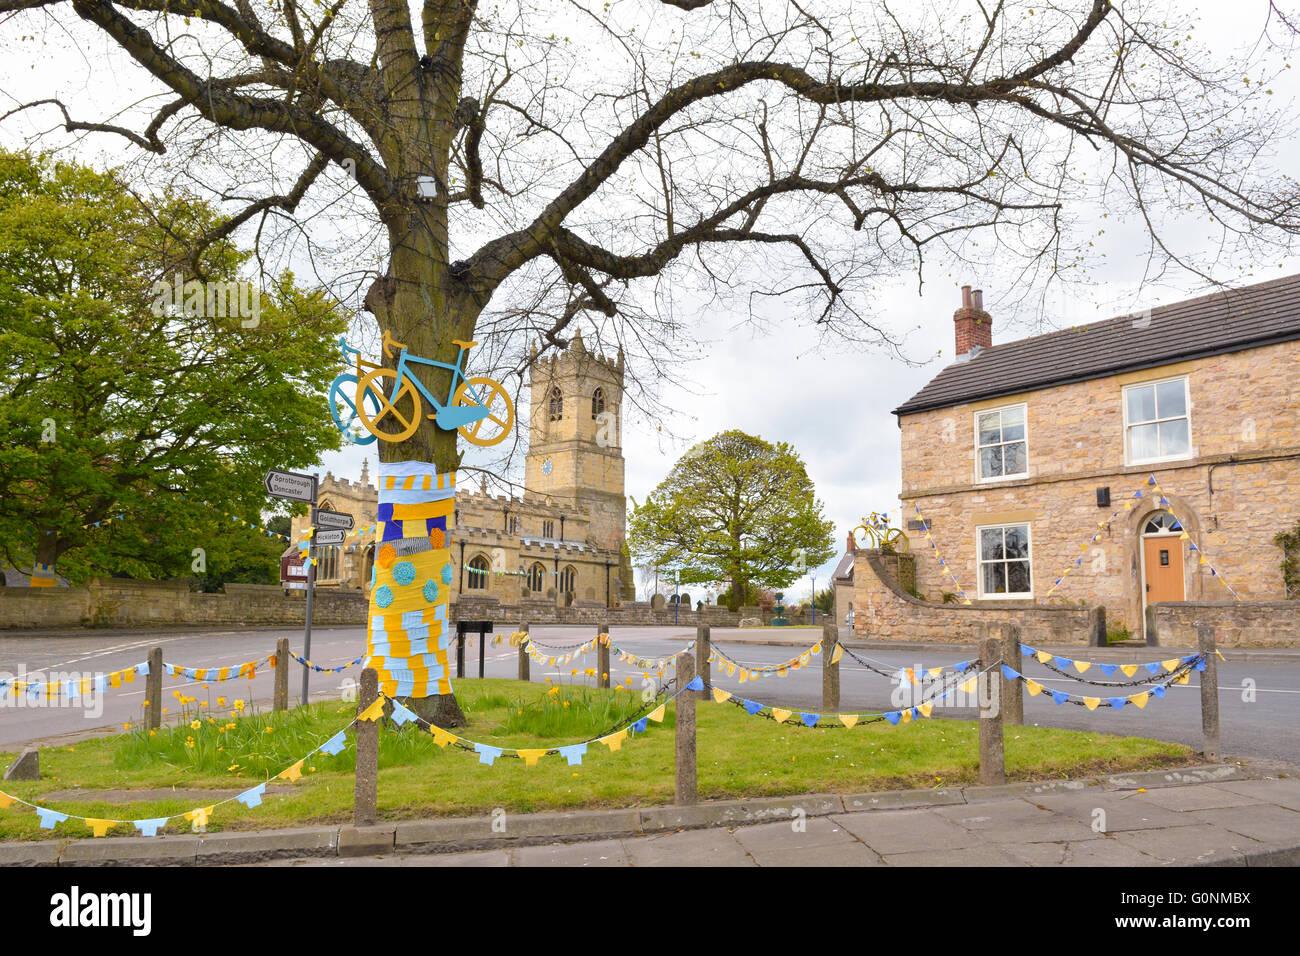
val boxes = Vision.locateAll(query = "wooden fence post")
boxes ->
[273,638,289,712]
[999,623,1023,727]
[354,667,378,826]
[675,651,697,806]
[517,622,530,682]
[822,621,840,714]
[146,647,162,731]
[978,636,1005,786]
[695,625,710,700]
[597,622,610,688]
[1197,623,1221,761]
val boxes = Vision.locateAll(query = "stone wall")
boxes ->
[1149,600,1300,648]
[0,578,368,629]
[853,550,1104,646]
[451,596,741,628]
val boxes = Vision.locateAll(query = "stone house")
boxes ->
[288,332,637,608]
[872,275,1300,641]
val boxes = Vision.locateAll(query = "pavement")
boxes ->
[3,761,1297,867]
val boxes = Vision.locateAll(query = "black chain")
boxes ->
[1028,654,1197,687]
[839,644,975,680]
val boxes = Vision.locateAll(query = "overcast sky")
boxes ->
[3,2,1299,603]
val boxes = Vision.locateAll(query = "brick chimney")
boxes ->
[847,530,856,553]
[953,285,992,356]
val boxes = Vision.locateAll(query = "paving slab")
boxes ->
[843,789,965,811]
[933,797,1101,844]
[397,850,510,867]
[881,843,1022,866]
[1103,765,1245,790]
[1112,823,1262,865]
[60,835,200,866]
[831,808,983,854]
[1058,839,1164,867]
[1128,784,1262,812]
[730,815,861,855]
[339,824,395,858]
[962,779,1100,802]
[198,826,339,864]
[1214,778,1300,812]
[1026,793,1193,832]
[394,807,640,851]
[748,842,885,866]
[621,828,755,867]
[512,838,630,867]
[1187,805,1300,843]
[996,841,1067,866]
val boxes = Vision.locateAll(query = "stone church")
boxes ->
[288,332,638,609]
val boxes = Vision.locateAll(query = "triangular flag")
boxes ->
[1108,697,1126,710]
[429,726,456,748]
[1129,692,1150,709]
[134,818,168,837]
[279,759,304,783]
[712,687,732,703]
[742,699,762,716]
[648,704,666,722]
[1098,663,1117,677]
[518,749,547,767]
[840,714,859,729]
[85,818,116,837]
[918,702,933,718]
[1083,697,1101,710]
[830,645,844,665]
[1036,651,1053,664]
[1025,680,1044,697]
[1073,660,1091,674]
[1162,659,1180,672]
[772,708,792,724]
[958,678,977,695]
[185,806,214,830]
[600,730,628,751]
[357,698,385,722]
[1120,664,1139,677]
[685,676,704,691]
[0,792,13,809]
[237,785,266,808]
[1050,690,1070,705]
[474,743,504,765]
[883,711,901,725]
[558,744,586,765]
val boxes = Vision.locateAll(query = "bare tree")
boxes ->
[3,0,1299,719]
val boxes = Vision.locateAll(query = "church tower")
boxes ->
[525,332,635,599]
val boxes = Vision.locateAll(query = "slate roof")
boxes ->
[831,549,854,584]
[894,274,1300,417]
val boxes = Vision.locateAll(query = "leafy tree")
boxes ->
[628,430,834,611]
[0,149,345,582]
[813,586,835,616]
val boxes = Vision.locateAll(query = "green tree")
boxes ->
[628,431,834,612]
[813,587,835,616]
[0,150,345,583]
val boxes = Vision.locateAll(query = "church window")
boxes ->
[591,387,605,419]
[548,387,563,421]
[559,565,576,594]
[467,554,490,590]
[542,520,554,538]
[528,563,546,592]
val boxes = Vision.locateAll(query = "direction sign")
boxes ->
[315,509,354,531]
[314,529,346,545]
[264,469,317,503]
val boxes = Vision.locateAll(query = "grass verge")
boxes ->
[0,677,1196,841]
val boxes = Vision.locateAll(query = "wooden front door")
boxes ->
[1143,536,1185,606]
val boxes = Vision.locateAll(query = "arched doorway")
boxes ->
[1140,511,1185,619]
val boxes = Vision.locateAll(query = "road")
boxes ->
[0,626,1296,764]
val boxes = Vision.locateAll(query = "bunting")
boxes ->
[1000,656,1203,709]
[290,652,364,674]
[164,655,273,684]
[707,640,823,681]
[908,501,972,604]
[1019,643,1213,686]
[2,662,149,700]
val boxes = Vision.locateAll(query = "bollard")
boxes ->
[354,667,378,826]
[978,637,1005,786]
[1197,623,1221,761]
[822,621,840,714]
[456,631,465,678]
[273,638,289,712]
[695,625,711,700]
[998,623,1023,727]
[597,622,610,689]
[146,647,162,731]
[675,651,697,806]
[517,622,530,682]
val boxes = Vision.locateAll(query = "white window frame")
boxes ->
[1122,375,1193,466]
[973,402,1030,483]
[975,522,1034,600]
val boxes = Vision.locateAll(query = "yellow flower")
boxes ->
[225,723,235,730]
[123,721,131,731]
[190,720,201,730]
[149,730,156,737]
[172,690,181,699]
[264,726,274,734]
[563,701,570,708]
[208,716,216,724]
[185,740,194,748]
[227,763,239,772]
[162,707,169,714]
[217,697,226,706]
[547,687,559,697]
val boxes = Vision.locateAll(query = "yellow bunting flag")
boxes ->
[518,749,547,767]
[905,668,917,685]
[1130,692,1150,709]
[927,667,943,678]
[1161,659,1180,672]
[185,806,214,830]
[123,668,135,684]
[777,667,788,677]
[1073,661,1091,674]
[918,702,933,718]
[601,729,628,752]
[1175,673,1191,685]
[772,709,792,724]
[901,709,913,723]
[811,643,822,655]
[1120,664,1139,678]
[712,687,732,703]
[1025,680,1044,697]
[1216,650,1226,662]
[429,726,456,748]
[357,698,385,722]
[109,671,122,689]
[738,671,748,683]
[279,760,304,783]
[85,819,115,838]
[1083,697,1101,711]
[0,792,13,809]
[1036,651,1053,665]
[726,664,736,676]
[840,714,859,729]
[647,704,666,723]
[959,678,977,696]
[830,645,844,665]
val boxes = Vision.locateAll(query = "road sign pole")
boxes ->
[302,485,318,708]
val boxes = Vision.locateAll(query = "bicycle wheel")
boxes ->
[885,528,910,554]
[327,373,378,446]
[356,367,422,443]
[453,376,515,446]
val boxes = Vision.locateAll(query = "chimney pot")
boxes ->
[961,285,973,309]
[972,289,983,311]
[953,284,993,357]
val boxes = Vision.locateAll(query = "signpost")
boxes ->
[265,469,323,707]
[315,509,354,531]
[314,529,346,546]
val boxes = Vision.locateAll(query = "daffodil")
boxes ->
[190,719,201,730]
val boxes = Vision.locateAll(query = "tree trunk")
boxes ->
[363,205,480,730]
